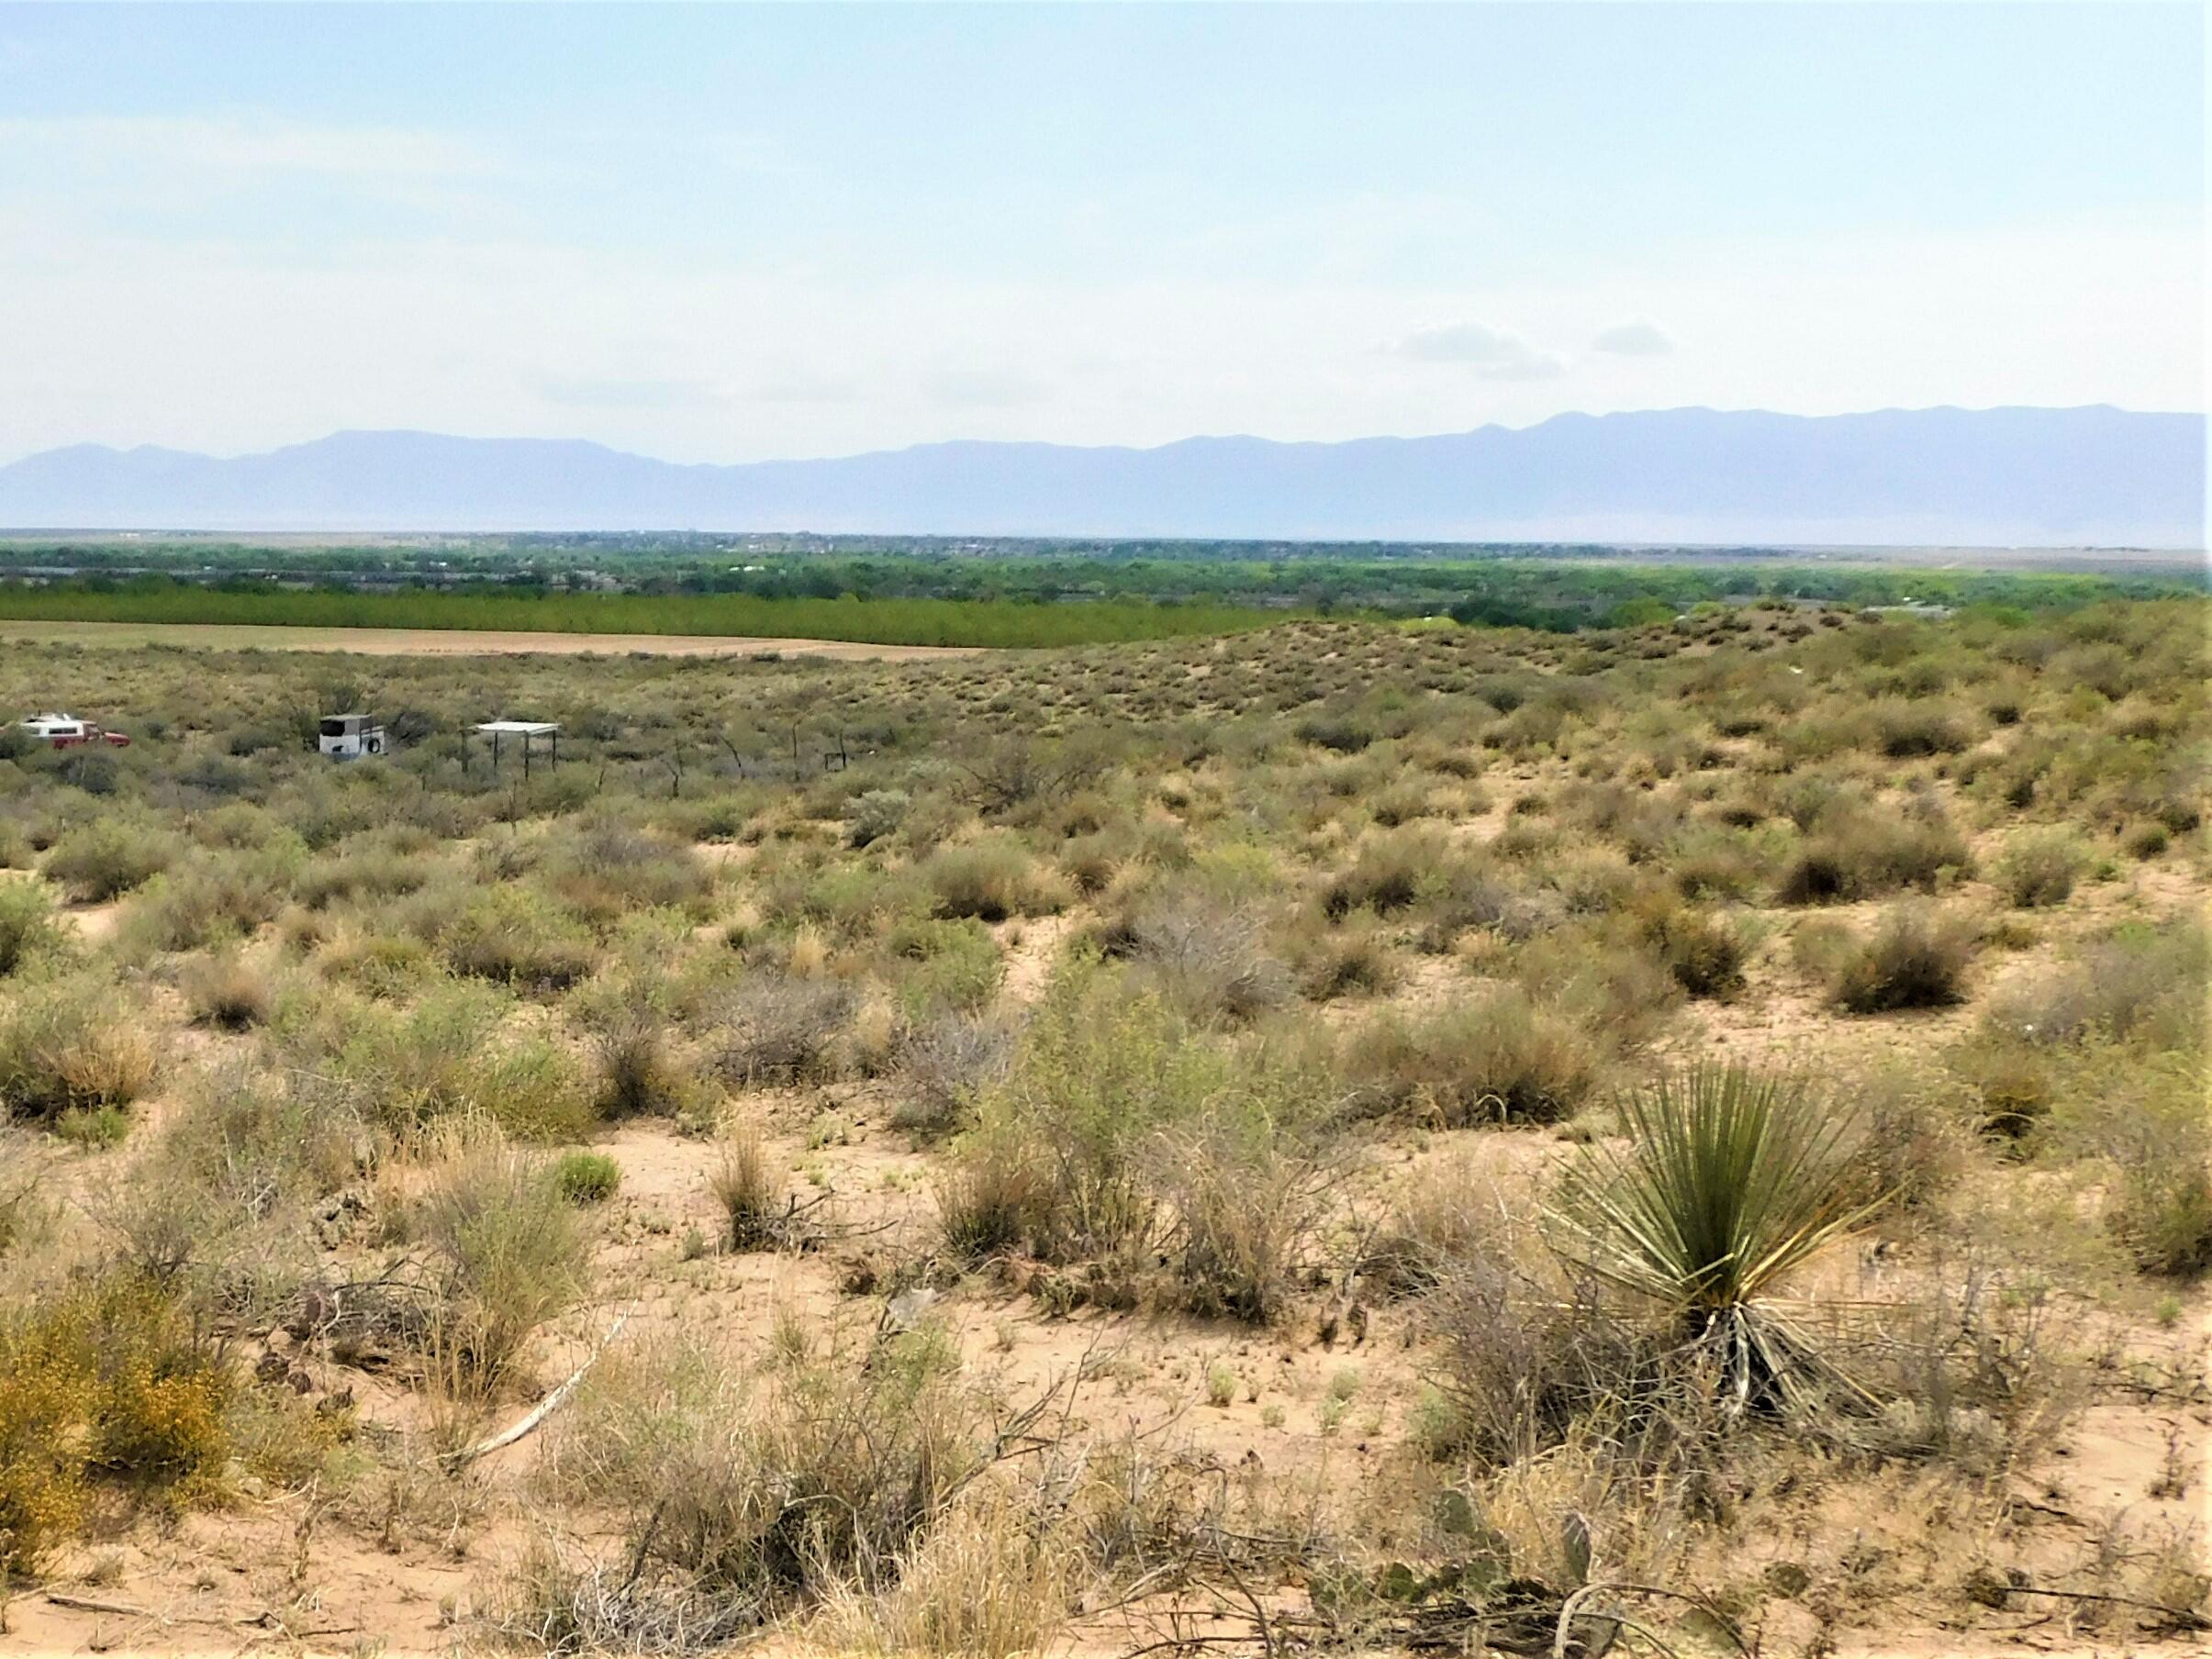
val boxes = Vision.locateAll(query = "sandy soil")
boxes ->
[0,619,985,662]
[5,704,2206,1656]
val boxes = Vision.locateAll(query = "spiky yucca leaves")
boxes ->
[1549,1063,1886,1414]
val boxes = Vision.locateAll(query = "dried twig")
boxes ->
[1993,1585,2210,1628]
[45,1593,152,1618]
[441,1311,631,1467]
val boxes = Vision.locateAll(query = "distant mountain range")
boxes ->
[0,406,2200,546]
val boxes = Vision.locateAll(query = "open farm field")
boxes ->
[0,585,1285,651]
[0,618,985,662]
[0,596,2205,1658]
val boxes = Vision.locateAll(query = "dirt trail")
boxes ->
[0,618,986,661]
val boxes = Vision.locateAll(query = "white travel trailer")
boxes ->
[318,713,387,759]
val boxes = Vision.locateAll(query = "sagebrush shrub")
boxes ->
[1339,987,1597,1125]
[117,842,300,955]
[1986,918,2206,1051]
[0,969,159,1121]
[1638,898,1750,1000]
[1864,698,1975,758]
[1994,829,2088,909]
[843,788,911,848]
[710,1124,788,1252]
[1321,830,1447,919]
[574,974,695,1119]
[409,1143,589,1397]
[547,815,714,921]
[920,838,1064,923]
[0,879,64,977]
[1777,806,1971,905]
[436,884,599,992]
[524,1334,995,1640]
[887,917,1004,1016]
[1118,896,1291,1025]
[708,970,855,1087]
[181,950,276,1030]
[892,1012,1012,1139]
[943,959,1333,1300]
[307,979,592,1140]
[1828,907,1977,1014]
[2104,1095,2212,1277]
[43,818,178,903]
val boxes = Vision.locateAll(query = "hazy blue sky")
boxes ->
[0,4,2201,462]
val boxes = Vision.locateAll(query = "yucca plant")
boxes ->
[1548,1063,1887,1415]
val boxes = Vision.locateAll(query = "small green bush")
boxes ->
[117,840,303,955]
[2108,1140,2212,1278]
[2120,820,2170,860]
[843,788,911,848]
[43,818,178,903]
[307,980,593,1141]
[0,1276,235,1575]
[553,1150,622,1206]
[573,974,696,1120]
[887,918,1005,1016]
[1294,714,1375,753]
[546,816,715,922]
[919,838,1064,923]
[1994,830,2088,908]
[943,958,1332,1296]
[0,880,65,977]
[1321,830,1448,919]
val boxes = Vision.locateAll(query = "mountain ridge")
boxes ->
[0,406,2201,546]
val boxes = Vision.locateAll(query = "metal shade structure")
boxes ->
[475,719,559,774]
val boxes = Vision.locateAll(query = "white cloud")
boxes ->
[0,113,497,180]
[1382,321,1567,380]
[0,194,2195,465]
[749,369,862,406]
[538,375,727,411]
[919,365,1048,409]
[1592,318,1673,356]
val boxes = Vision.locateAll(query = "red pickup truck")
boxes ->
[18,713,130,748]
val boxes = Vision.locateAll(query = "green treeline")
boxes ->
[0,551,2192,645]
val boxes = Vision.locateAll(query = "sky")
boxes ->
[0,3,2202,465]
